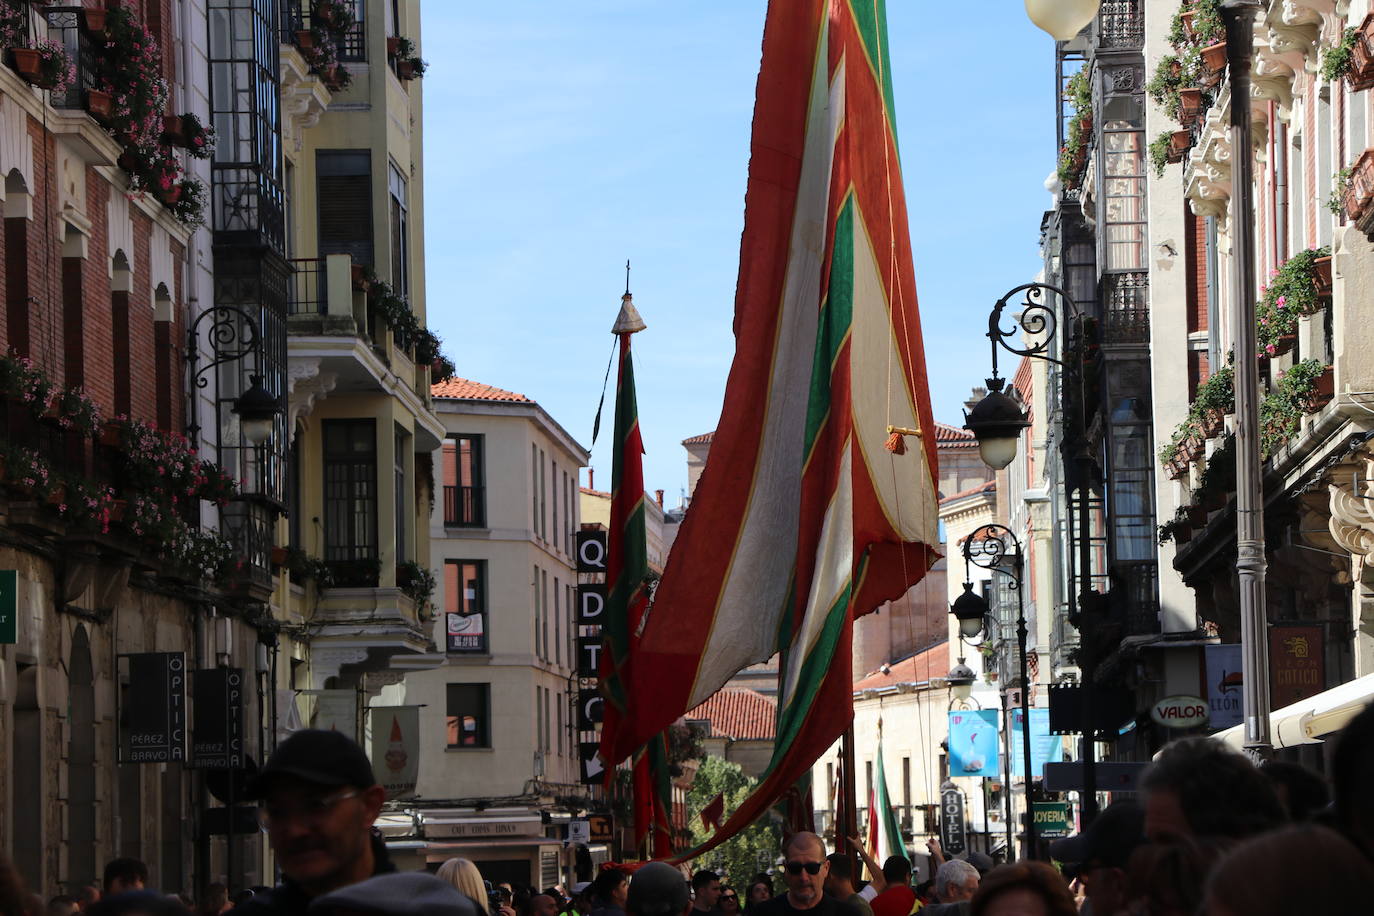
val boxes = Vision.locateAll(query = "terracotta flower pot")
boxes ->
[108,498,127,523]
[1174,525,1193,545]
[85,88,113,124]
[161,115,186,146]
[271,545,289,567]
[81,7,108,34]
[1179,10,1197,42]
[1169,129,1192,158]
[10,48,48,87]
[99,424,122,448]
[1200,408,1224,439]
[396,60,416,80]
[1304,366,1336,413]
[157,184,182,205]
[295,29,315,49]
[351,262,370,291]
[386,36,401,58]
[117,150,140,172]
[45,486,66,508]
[1271,333,1297,357]
[1313,255,1333,296]
[1178,87,1203,125]
[1201,42,1228,79]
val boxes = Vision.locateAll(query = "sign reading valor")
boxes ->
[1150,695,1208,729]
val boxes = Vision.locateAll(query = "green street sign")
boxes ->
[1033,801,1072,838]
[0,570,16,645]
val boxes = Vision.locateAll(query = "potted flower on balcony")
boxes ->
[85,88,114,124]
[1190,364,1233,439]
[167,177,207,227]
[1352,14,1374,91]
[100,7,172,158]
[1323,26,1359,85]
[1281,358,1335,414]
[12,40,75,92]
[396,55,426,81]
[179,111,215,158]
[312,0,356,35]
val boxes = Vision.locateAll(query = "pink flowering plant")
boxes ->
[1,446,54,497]
[28,39,76,94]
[178,111,215,159]
[54,388,103,435]
[312,0,357,35]
[52,480,119,533]
[1254,246,1329,358]
[0,1,26,49]
[0,350,56,419]
[98,6,170,157]
[168,176,207,226]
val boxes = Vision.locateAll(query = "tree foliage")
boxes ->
[685,757,783,885]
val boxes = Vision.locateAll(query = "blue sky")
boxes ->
[419,3,1057,500]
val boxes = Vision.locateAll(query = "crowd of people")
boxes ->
[4,703,1374,916]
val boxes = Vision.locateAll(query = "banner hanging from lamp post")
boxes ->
[948,710,1000,778]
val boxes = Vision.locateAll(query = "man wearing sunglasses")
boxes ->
[235,729,393,916]
[753,832,851,916]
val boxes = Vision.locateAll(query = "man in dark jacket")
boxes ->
[234,729,394,916]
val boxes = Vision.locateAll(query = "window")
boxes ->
[539,448,547,539]
[541,569,550,662]
[446,684,490,748]
[554,577,562,667]
[394,429,408,563]
[533,564,542,658]
[531,445,539,535]
[552,460,559,551]
[322,420,377,572]
[445,561,486,653]
[388,162,409,297]
[1101,122,1146,270]
[556,693,564,756]
[337,0,366,61]
[317,151,373,267]
[442,435,485,526]
[564,470,573,554]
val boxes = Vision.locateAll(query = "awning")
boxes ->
[1214,673,1374,749]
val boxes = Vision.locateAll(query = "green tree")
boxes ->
[685,757,783,886]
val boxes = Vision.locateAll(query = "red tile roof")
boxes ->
[682,431,715,446]
[939,480,996,506]
[687,687,776,741]
[431,377,533,402]
[579,486,611,499]
[853,641,951,691]
[935,422,976,447]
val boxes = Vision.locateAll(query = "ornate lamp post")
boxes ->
[961,282,1102,826]
[950,524,1037,860]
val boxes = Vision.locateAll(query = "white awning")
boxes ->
[1214,673,1374,749]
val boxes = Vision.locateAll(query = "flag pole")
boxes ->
[841,724,859,877]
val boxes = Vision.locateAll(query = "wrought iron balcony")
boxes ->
[443,485,485,528]
[1102,271,1149,345]
[43,7,98,113]
[1094,0,1144,51]
[288,257,329,315]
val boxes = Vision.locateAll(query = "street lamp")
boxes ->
[1024,0,1101,41]
[950,523,1036,860]
[233,375,280,447]
[947,659,977,704]
[963,281,1102,827]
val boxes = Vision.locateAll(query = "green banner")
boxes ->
[1033,801,1072,838]
[0,571,15,645]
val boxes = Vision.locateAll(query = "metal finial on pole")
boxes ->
[612,261,647,335]
[625,259,631,296]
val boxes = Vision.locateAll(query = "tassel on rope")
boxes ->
[885,425,922,454]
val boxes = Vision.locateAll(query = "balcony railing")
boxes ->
[1095,0,1143,50]
[288,257,329,315]
[1118,560,1160,636]
[44,7,98,112]
[1102,270,1149,345]
[443,485,485,527]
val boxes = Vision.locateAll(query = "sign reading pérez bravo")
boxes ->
[191,668,244,769]
[120,652,186,764]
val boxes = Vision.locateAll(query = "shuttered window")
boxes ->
[316,150,373,267]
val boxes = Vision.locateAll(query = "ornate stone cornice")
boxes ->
[287,358,338,429]
[1328,455,1374,563]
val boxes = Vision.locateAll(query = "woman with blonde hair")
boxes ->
[437,858,489,916]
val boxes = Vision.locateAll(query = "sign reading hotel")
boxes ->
[1269,625,1325,709]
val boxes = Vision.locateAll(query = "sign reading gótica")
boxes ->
[1032,801,1072,838]
[1150,695,1208,729]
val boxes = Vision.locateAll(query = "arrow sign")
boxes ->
[580,742,604,785]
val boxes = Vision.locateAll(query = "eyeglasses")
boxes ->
[258,789,360,827]
[784,861,822,876]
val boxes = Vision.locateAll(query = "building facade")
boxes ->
[394,377,591,886]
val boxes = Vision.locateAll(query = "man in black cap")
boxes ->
[626,863,690,916]
[1048,799,1145,916]
[235,729,393,916]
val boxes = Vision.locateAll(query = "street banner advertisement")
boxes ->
[1010,707,1060,779]
[120,652,186,763]
[1204,644,1243,730]
[939,785,967,854]
[1269,625,1325,708]
[312,689,358,738]
[446,611,485,653]
[948,710,1000,778]
[371,705,420,800]
[190,668,244,769]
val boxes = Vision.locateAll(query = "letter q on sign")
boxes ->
[576,531,607,573]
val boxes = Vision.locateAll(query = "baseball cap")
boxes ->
[958,850,995,876]
[249,729,377,797]
[571,883,592,895]
[1049,799,1145,869]
[310,873,478,916]
[626,863,689,916]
